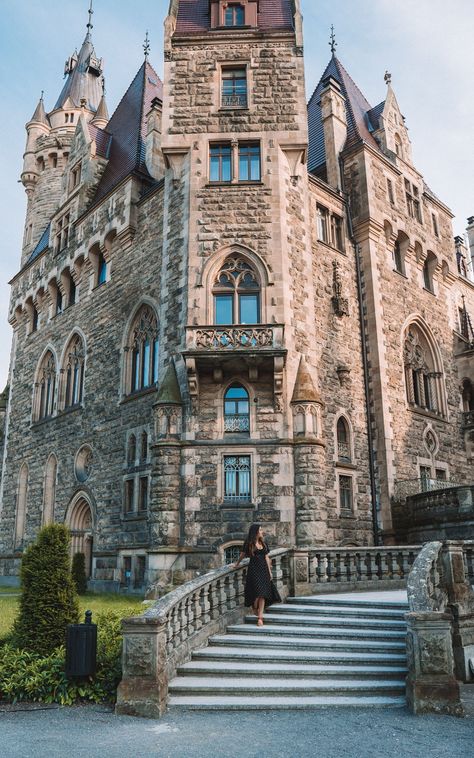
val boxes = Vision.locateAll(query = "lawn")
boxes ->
[0,592,146,640]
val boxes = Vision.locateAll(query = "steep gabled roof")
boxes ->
[88,123,112,159]
[27,223,50,265]
[308,55,380,175]
[175,0,294,35]
[92,60,163,203]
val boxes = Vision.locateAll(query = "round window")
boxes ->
[75,445,93,483]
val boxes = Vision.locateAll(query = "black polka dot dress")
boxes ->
[244,542,281,608]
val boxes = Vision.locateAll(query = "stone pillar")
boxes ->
[289,548,310,596]
[150,441,182,548]
[116,615,168,719]
[405,611,463,716]
[442,541,474,682]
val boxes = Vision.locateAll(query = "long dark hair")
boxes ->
[243,523,262,557]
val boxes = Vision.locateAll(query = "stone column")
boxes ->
[405,611,463,716]
[116,615,168,719]
[289,548,310,596]
[442,541,474,682]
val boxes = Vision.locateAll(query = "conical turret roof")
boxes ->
[92,93,109,125]
[291,357,322,404]
[54,31,103,112]
[155,362,182,405]
[30,94,50,126]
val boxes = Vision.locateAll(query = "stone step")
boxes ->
[243,613,407,630]
[240,618,407,638]
[177,660,408,680]
[273,603,407,620]
[287,596,409,611]
[193,646,407,667]
[168,676,406,696]
[168,694,407,710]
[209,633,406,654]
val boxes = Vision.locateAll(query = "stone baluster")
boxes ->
[200,584,211,626]
[335,552,343,583]
[192,589,202,632]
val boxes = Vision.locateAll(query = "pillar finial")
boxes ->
[329,25,337,55]
[87,0,94,34]
[384,70,392,86]
[143,30,150,60]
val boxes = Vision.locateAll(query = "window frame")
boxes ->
[224,3,245,26]
[209,140,262,185]
[221,66,248,109]
[224,383,250,435]
[223,454,252,503]
[212,257,261,326]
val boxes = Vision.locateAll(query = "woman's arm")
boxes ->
[265,553,272,578]
[234,551,245,568]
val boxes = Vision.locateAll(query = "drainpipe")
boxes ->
[339,156,381,545]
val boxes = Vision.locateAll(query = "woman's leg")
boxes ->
[257,596,265,625]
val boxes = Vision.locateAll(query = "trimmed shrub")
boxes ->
[0,607,139,705]
[71,552,88,595]
[12,524,79,656]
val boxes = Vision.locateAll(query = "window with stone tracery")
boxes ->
[34,350,57,421]
[126,306,159,395]
[403,326,444,416]
[63,335,85,408]
[213,257,260,325]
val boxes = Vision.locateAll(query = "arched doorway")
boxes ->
[65,496,94,578]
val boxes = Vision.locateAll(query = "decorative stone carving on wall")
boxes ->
[331,260,349,317]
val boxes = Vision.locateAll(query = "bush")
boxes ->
[12,524,79,656]
[0,607,139,705]
[71,553,88,595]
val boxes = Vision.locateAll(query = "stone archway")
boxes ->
[66,496,94,578]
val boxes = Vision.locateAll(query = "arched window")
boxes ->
[35,350,57,420]
[224,384,250,433]
[97,253,107,285]
[140,431,148,462]
[336,417,351,463]
[127,306,159,394]
[213,257,260,325]
[42,454,57,525]
[423,252,437,293]
[128,434,136,466]
[64,335,85,408]
[404,325,444,416]
[394,133,402,158]
[15,463,29,547]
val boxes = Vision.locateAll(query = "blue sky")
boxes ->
[0,0,473,389]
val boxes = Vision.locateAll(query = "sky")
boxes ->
[0,0,473,389]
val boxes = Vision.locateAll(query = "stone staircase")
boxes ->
[168,593,409,710]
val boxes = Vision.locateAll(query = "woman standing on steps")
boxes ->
[234,523,281,626]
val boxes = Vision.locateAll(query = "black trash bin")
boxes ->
[65,610,97,679]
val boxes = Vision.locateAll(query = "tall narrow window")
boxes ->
[423,252,437,293]
[210,144,232,183]
[69,277,76,306]
[97,253,107,285]
[225,3,245,26]
[222,67,247,108]
[413,186,422,223]
[317,205,329,243]
[138,477,149,511]
[213,257,260,325]
[238,143,261,182]
[128,306,159,394]
[336,417,351,463]
[56,288,63,316]
[36,351,57,420]
[140,431,148,462]
[32,306,39,333]
[331,214,344,252]
[387,179,395,205]
[128,434,136,466]
[224,455,251,502]
[64,335,85,408]
[124,479,134,514]
[403,324,444,416]
[224,384,250,434]
[432,213,439,238]
[393,241,403,273]
[339,475,353,513]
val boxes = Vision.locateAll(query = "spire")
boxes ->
[329,25,337,56]
[91,82,109,128]
[53,3,104,113]
[155,362,182,405]
[291,357,322,404]
[30,91,49,126]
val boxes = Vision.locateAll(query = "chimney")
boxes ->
[319,76,347,190]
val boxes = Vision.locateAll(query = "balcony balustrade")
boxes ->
[186,324,285,353]
[222,93,247,108]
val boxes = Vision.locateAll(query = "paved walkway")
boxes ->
[0,703,472,758]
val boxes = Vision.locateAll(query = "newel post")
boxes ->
[290,549,310,596]
[116,615,168,719]
[442,540,474,682]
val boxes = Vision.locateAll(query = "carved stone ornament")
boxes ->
[423,426,439,458]
[332,260,349,317]
[420,635,449,675]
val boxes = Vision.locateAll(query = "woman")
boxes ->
[234,523,281,626]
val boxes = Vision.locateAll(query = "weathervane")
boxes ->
[384,70,392,86]
[329,25,337,55]
[143,30,150,60]
[87,1,94,33]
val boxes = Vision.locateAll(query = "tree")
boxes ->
[71,552,88,595]
[12,523,79,655]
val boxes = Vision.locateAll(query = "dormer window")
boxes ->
[225,4,245,26]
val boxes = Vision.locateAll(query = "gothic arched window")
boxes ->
[63,335,85,408]
[423,251,437,293]
[127,306,159,394]
[403,325,444,416]
[224,384,250,434]
[35,351,57,420]
[213,257,260,325]
[336,417,351,463]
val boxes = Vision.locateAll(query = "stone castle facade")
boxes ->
[0,0,473,590]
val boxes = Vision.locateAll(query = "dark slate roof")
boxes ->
[367,101,385,132]
[54,33,103,112]
[308,55,380,174]
[88,123,112,159]
[92,61,163,204]
[30,95,50,126]
[27,223,50,265]
[175,0,294,35]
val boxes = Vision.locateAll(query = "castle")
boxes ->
[0,0,473,591]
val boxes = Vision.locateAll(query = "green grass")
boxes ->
[0,587,20,594]
[0,592,146,641]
